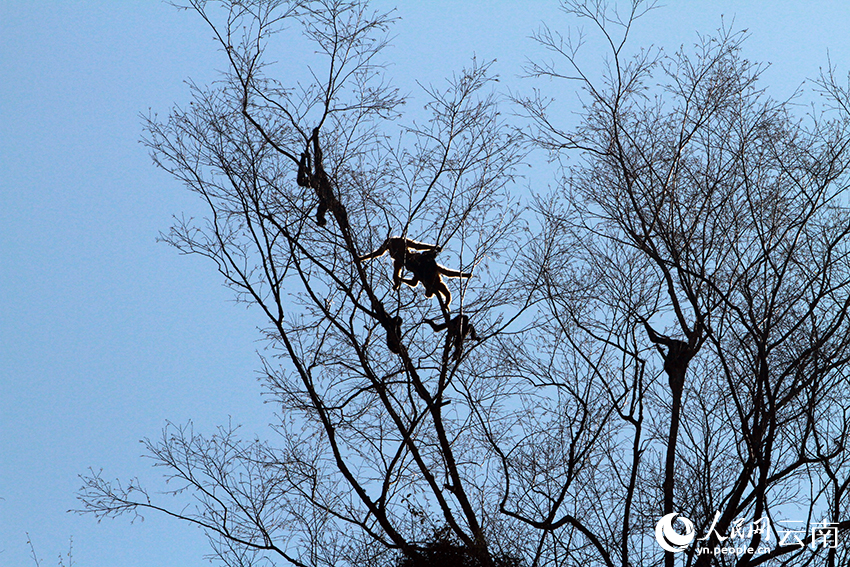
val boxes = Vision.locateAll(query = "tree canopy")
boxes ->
[79,2,850,566]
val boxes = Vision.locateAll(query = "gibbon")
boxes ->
[359,237,472,309]
[295,128,345,228]
[358,237,442,288]
[425,314,478,360]
[403,251,472,310]
[639,316,700,389]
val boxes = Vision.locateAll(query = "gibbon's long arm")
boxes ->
[358,241,391,262]
[358,237,441,262]
[424,319,449,332]
[640,317,676,348]
[405,239,441,252]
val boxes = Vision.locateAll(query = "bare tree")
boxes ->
[77,1,850,567]
[77,1,531,566]
[510,1,850,566]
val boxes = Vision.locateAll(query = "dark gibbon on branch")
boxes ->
[638,316,701,389]
[295,127,347,229]
[425,314,478,361]
[359,237,472,311]
[359,237,442,287]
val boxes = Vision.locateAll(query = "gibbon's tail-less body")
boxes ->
[295,128,346,228]
[425,314,478,360]
[358,237,441,288]
[358,237,472,310]
[403,252,472,308]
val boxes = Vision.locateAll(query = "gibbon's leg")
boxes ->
[424,318,449,332]
[434,280,451,308]
[405,260,452,311]
[454,316,478,360]
[452,330,464,360]
[425,315,456,359]
[435,265,472,312]
[446,315,464,360]
[317,174,348,229]
[315,200,328,227]
[417,271,451,308]
[423,283,436,298]
[309,127,337,228]
[294,143,329,227]
[406,257,440,295]
[392,258,407,290]
[426,315,474,360]
[398,274,420,290]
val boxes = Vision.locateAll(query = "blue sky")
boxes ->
[2,2,850,566]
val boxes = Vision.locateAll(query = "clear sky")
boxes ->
[2,2,850,566]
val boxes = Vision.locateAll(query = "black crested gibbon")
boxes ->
[358,237,472,309]
[386,315,403,354]
[403,251,472,310]
[638,316,701,390]
[295,128,345,228]
[358,237,441,288]
[425,314,478,360]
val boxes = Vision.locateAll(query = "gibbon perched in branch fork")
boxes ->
[425,314,478,361]
[638,316,702,390]
[358,237,472,311]
[295,128,347,228]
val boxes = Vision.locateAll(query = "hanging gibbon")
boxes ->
[295,128,345,228]
[359,237,472,309]
[425,314,478,361]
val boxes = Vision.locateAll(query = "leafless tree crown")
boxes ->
[78,2,850,567]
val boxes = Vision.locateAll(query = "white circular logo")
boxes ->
[655,513,695,553]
